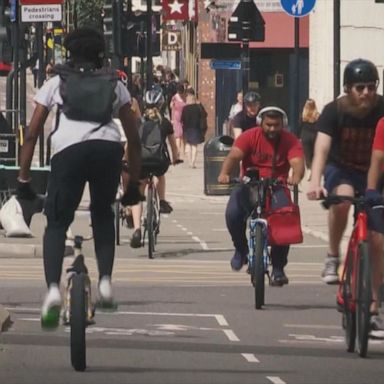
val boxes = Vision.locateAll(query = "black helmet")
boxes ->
[343,59,379,86]
[145,88,164,108]
[243,91,261,104]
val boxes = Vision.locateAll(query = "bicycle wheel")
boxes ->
[342,249,356,353]
[356,241,372,358]
[114,201,120,246]
[254,224,265,310]
[146,184,155,259]
[70,273,87,371]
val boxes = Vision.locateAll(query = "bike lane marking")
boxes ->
[267,377,287,384]
[241,353,260,363]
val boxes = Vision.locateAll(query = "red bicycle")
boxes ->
[323,195,372,357]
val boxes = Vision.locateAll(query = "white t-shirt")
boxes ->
[34,75,131,156]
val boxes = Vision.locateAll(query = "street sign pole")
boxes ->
[241,9,251,96]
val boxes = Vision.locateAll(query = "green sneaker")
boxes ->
[41,284,62,330]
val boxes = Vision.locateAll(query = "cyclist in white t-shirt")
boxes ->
[17,27,142,328]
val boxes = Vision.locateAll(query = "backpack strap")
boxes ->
[45,105,62,165]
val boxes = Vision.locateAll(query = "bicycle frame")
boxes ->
[142,173,161,258]
[248,217,270,276]
[338,208,368,312]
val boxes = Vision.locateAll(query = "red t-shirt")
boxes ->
[372,117,384,151]
[234,127,304,178]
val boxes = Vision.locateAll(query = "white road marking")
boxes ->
[192,236,209,250]
[214,314,229,326]
[284,323,340,330]
[223,329,240,341]
[241,353,260,363]
[267,376,286,384]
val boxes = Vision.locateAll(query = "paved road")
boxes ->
[1,201,384,383]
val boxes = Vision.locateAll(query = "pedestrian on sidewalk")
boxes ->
[16,27,142,328]
[181,93,207,168]
[300,98,320,179]
[218,106,305,285]
[307,58,384,286]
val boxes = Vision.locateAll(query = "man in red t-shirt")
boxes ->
[218,107,305,286]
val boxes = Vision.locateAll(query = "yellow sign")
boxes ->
[161,30,182,51]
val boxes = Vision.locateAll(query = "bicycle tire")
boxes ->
[254,224,265,310]
[356,241,372,358]
[342,248,356,353]
[114,201,120,246]
[70,273,87,371]
[146,184,155,259]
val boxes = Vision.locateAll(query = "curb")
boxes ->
[0,243,42,258]
[0,305,11,333]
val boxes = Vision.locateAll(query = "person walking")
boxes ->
[307,58,384,286]
[181,93,207,168]
[300,98,320,178]
[170,83,186,158]
[16,27,142,327]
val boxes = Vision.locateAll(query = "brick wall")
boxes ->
[197,6,216,139]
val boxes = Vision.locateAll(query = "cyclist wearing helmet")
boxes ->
[307,59,384,296]
[129,87,180,248]
[231,91,261,139]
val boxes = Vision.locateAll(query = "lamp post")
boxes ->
[334,0,340,98]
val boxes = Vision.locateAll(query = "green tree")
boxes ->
[75,0,104,30]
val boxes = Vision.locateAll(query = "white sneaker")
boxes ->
[370,315,384,331]
[41,284,62,328]
[98,276,113,303]
[321,256,340,284]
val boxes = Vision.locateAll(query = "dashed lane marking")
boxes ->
[241,353,260,363]
[267,377,287,384]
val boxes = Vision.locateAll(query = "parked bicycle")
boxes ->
[322,195,374,358]
[63,234,94,371]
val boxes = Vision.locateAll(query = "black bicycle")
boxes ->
[142,171,161,259]
[63,235,94,371]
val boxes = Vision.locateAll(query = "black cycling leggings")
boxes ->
[43,140,123,287]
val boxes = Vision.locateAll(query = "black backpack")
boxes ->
[139,118,170,168]
[54,63,117,125]
[46,64,118,165]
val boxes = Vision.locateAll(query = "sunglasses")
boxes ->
[353,83,377,93]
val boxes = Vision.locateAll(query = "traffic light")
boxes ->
[103,0,124,56]
[123,12,160,57]
[0,0,13,75]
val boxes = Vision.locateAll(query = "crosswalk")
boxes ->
[0,258,325,286]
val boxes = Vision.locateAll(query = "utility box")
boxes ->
[204,136,239,196]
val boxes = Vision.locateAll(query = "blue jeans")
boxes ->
[225,184,289,269]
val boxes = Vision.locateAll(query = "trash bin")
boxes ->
[204,135,239,195]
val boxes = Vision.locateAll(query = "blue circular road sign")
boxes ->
[280,0,316,17]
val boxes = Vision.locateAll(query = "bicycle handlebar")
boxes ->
[321,195,377,210]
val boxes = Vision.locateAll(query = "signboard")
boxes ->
[279,0,316,17]
[21,4,62,22]
[20,0,63,4]
[161,30,182,51]
[217,0,281,13]
[210,60,241,70]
